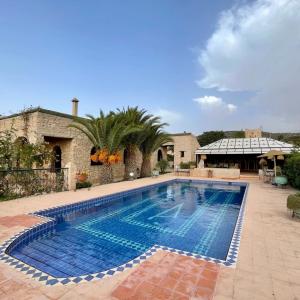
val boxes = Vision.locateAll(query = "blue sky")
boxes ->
[0,0,299,133]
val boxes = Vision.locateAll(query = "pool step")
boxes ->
[11,227,144,277]
[12,251,69,278]
[14,245,85,277]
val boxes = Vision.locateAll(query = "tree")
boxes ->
[232,131,245,138]
[139,124,172,177]
[115,107,159,179]
[286,135,300,149]
[0,128,16,169]
[284,152,300,189]
[69,111,139,184]
[197,131,225,146]
[277,134,284,141]
[0,127,52,170]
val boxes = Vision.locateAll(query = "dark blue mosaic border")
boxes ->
[0,178,249,285]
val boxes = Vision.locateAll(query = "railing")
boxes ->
[0,168,69,200]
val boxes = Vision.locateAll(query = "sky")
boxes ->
[0,0,299,134]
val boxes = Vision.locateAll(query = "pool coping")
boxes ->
[0,178,249,286]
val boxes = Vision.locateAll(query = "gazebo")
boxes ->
[195,138,294,172]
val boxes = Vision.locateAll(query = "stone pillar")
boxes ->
[65,162,76,190]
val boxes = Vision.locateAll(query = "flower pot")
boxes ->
[77,174,88,182]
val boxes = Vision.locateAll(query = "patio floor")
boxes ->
[112,251,219,300]
[0,175,299,300]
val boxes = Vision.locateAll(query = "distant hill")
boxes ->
[197,130,300,147]
[262,132,300,146]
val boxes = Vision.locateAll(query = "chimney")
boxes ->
[72,98,79,116]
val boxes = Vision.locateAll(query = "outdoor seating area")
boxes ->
[258,150,290,188]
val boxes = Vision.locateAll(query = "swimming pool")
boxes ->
[5,179,247,280]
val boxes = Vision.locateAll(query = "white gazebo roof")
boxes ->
[195,138,295,155]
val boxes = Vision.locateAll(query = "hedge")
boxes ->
[284,152,300,189]
[287,193,300,211]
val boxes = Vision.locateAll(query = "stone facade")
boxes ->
[165,133,200,168]
[190,167,240,179]
[0,108,168,189]
[245,128,262,138]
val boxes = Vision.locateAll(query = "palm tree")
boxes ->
[115,107,160,179]
[69,111,138,184]
[139,124,173,177]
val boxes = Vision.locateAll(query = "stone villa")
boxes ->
[0,99,200,189]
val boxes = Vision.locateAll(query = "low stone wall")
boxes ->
[86,163,125,186]
[190,167,240,179]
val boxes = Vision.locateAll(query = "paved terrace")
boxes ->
[0,175,299,300]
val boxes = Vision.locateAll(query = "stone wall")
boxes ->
[0,110,165,189]
[245,128,262,138]
[35,112,128,189]
[0,112,39,143]
[171,134,200,168]
[190,167,240,179]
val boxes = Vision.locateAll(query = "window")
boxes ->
[90,147,103,166]
[180,151,185,158]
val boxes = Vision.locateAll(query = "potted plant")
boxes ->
[287,192,300,218]
[76,170,88,183]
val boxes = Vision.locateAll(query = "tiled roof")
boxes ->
[195,138,294,155]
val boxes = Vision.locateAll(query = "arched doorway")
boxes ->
[53,145,62,170]
[157,149,163,162]
[90,147,103,165]
[123,149,128,164]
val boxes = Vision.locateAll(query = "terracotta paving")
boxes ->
[0,214,41,228]
[112,251,219,300]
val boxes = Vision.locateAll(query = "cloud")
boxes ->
[155,108,182,124]
[198,0,300,131]
[227,103,237,112]
[194,95,237,113]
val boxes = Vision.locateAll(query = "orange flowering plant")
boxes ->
[70,111,141,184]
[90,148,121,165]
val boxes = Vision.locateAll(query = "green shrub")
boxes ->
[189,161,196,168]
[0,127,53,170]
[76,181,92,189]
[156,159,169,174]
[167,154,174,161]
[287,193,300,215]
[284,152,300,189]
[179,161,196,169]
[179,162,190,169]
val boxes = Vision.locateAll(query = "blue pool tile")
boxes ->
[4,179,247,281]
[60,278,71,284]
[84,275,94,281]
[72,277,83,283]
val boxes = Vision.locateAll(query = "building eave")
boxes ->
[0,107,85,121]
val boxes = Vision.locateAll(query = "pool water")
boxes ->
[10,180,246,278]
